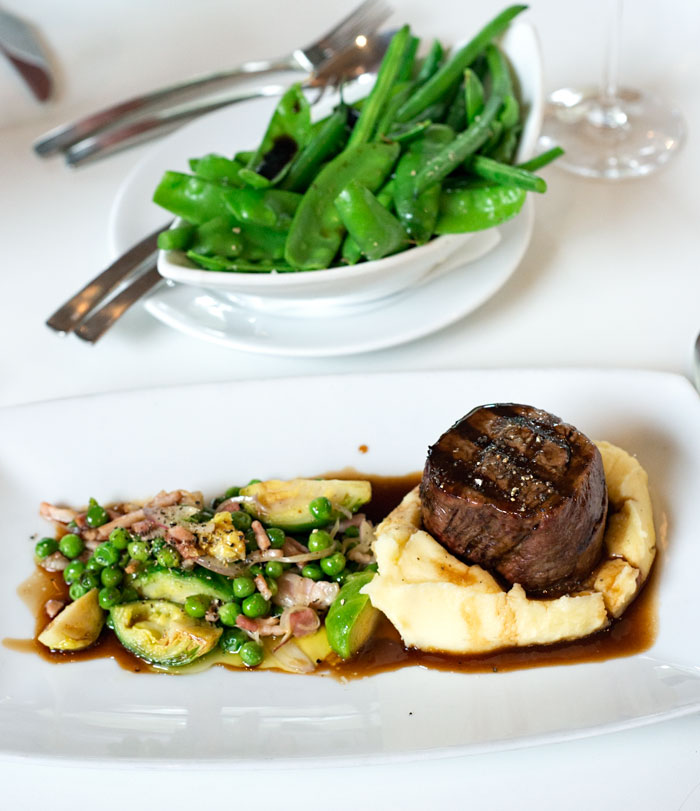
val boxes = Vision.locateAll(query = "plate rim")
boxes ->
[2,367,698,768]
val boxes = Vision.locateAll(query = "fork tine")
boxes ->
[298,1,393,69]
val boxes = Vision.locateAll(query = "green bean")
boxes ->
[190,216,244,258]
[190,154,246,186]
[398,35,420,82]
[435,183,526,233]
[285,142,399,269]
[517,146,565,172]
[341,179,395,265]
[385,119,433,144]
[465,154,546,192]
[445,82,467,131]
[246,83,311,184]
[394,125,454,244]
[415,39,444,84]
[413,45,511,195]
[395,5,528,122]
[348,25,412,147]
[238,168,272,189]
[153,172,229,224]
[334,180,409,261]
[186,252,294,272]
[374,82,413,141]
[281,107,349,192]
[464,69,484,126]
[157,225,195,252]
[220,188,301,231]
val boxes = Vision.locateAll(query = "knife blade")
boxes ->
[0,8,52,101]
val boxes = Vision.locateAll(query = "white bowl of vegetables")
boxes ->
[155,8,550,318]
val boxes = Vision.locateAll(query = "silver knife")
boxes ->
[0,8,53,101]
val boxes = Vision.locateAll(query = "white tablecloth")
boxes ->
[2,0,699,807]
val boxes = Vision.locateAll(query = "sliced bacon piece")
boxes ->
[39,502,78,525]
[287,607,320,638]
[236,614,281,636]
[251,520,270,551]
[216,498,240,512]
[274,572,339,609]
[148,489,203,509]
[96,509,146,539]
[40,551,69,572]
[254,574,272,601]
[45,599,65,618]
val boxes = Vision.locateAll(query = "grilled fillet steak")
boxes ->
[420,404,607,594]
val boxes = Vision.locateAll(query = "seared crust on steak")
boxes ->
[420,404,607,595]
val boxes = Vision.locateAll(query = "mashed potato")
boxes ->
[363,442,655,654]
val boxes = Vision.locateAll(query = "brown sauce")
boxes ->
[4,471,658,678]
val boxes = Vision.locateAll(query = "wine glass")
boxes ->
[539,0,685,179]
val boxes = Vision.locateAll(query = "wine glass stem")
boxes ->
[590,0,627,129]
[602,0,622,103]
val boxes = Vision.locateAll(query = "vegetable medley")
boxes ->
[34,478,381,673]
[152,4,561,274]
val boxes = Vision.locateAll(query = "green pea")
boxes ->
[156,546,181,568]
[264,577,278,597]
[127,540,149,562]
[150,538,167,554]
[121,586,139,603]
[85,498,110,529]
[218,601,242,627]
[69,582,87,601]
[301,563,323,581]
[266,527,286,548]
[94,542,119,567]
[63,560,85,585]
[184,594,210,619]
[231,511,252,531]
[85,555,103,572]
[100,566,123,588]
[98,586,122,610]
[239,640,264,667]
[109,527,131,550]
[233,576,256,599]
[308,497,333,524]
[59,533,84,559]
[79,571,100,591]
[343,525,360,538]
[308,529,333,552]
[220,627,248,654]
[264,561,284,579]
[119,551,130,568]
[248,563,264,577]
[105,613,115,630]
[247,478,262,486]
[35,537,58,558]
[331,570,349,585]
[224,486,241,499]
[320,552,346,577]
[241,593,269,618]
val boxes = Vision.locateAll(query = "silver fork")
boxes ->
[63,29,395,166]
[34,0,391,159]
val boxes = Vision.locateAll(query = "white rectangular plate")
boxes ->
[1,369,699,767]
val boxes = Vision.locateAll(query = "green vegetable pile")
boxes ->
[34,479,380,670]
[152,4,562,274]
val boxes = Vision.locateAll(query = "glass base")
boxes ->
[540,87,685,180]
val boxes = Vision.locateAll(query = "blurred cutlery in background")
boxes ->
[0,7,53,101]
[34,0,391,161]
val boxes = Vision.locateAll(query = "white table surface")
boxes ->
[2,0,699,807]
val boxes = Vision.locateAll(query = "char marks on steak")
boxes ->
[420,404,608,595]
